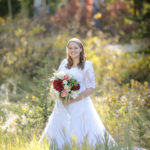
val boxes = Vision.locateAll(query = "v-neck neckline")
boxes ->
[70,66,78,69]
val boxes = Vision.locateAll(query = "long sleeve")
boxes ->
[84,61,95,89]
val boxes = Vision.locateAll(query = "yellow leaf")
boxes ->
[93,13,102,19]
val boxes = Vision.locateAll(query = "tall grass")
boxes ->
[0,128,136,150]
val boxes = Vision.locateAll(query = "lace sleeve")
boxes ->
[57,59,66,71]
[84,61,95,89]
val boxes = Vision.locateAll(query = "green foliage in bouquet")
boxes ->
[68,77,79,87]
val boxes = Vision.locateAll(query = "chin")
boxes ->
[71,56,80,59]
[70,55,80,59]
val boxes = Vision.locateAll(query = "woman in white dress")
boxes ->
[39,38,117,149]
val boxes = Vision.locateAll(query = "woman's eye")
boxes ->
[68,47,78,50]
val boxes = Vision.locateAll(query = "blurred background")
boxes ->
[0,0,150,150]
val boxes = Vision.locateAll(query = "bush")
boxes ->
[94,79,150,148]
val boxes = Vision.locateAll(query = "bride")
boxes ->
[39,37,117,149]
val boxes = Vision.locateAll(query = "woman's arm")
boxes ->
[62,88,94,105]
[74,88,94,101]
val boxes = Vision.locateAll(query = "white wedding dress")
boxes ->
[39,59,117,149]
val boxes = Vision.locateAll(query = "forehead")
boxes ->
[68,41,80,47]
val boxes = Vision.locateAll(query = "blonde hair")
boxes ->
[66,38,86,70]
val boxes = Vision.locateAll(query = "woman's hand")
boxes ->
[61,88,94,105]
[61,98,76,105]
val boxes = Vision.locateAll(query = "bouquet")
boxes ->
[49,71,80,105]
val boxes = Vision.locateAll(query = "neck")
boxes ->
[72,57,80,66]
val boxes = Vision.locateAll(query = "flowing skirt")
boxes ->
[39,96,117,149]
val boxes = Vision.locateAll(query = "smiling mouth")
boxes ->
[71,52,76,55]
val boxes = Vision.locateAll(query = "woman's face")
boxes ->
[67,42,82,59]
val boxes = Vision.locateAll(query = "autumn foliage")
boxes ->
[54,0,94,26]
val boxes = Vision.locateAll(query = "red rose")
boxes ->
[71,83,80,91]
[53,79,63,91]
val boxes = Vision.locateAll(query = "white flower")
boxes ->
[50,88,59,99]
[53,71,65,80]
[63,80,68,85]
[68,73,73,78]
[64,85,71,92]
[48,77,53,82]
[71,91,79,99]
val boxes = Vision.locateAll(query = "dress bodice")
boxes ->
[57,59,95,94]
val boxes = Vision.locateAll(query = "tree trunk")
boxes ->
[34,0,49,16]
[133,0,143,17]
[8,0,12,19]
[80,0,93,26]
[34,0,42,16]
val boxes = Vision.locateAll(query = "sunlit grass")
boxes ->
[0,131,49,150]
[0,129,134,150]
